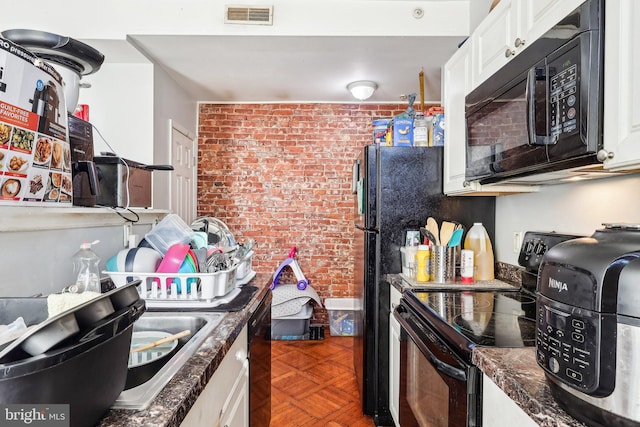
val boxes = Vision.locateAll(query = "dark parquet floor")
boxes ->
[270,329,376,427]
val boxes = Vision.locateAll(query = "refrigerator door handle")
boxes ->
[352,159,360,194]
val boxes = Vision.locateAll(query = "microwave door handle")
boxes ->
[525,68,536,146]
[395,310,467,382]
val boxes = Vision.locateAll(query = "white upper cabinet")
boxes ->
[471,0,586,91]
[443,43,472,195]
[602,0,640,171]
[443,0,592,195]
[520,0,587,46]
[470,0,521,91]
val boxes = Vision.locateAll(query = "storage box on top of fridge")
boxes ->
[0,37,72,206]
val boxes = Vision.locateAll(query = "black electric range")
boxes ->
[393,232,582,427]
[402,232,582,362]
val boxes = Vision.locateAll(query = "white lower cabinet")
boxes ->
[602,0,640,171]
[389,286,402,427]
[182,326,249,427]
[482,374,537,427]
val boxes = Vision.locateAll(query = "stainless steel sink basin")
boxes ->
[111,311,225,410]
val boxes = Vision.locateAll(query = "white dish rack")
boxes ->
[105,251,256,309]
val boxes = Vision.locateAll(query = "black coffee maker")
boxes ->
[69,115,100,206]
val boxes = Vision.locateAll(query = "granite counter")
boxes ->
[473,348,587,427]
[97,272,271,427]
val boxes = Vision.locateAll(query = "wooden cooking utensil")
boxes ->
[130,329,191,353]
[440,221,456,246]
[426,217,440,246]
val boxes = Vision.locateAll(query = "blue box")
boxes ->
[393,117,413,146]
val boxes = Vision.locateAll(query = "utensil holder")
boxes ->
[431,246,456,283]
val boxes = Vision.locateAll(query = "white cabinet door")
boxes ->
[443,43,471,195]
[389,286,402,427]
[182,327,249,427]
[470,0,521,91]
[482,375,538,427]
[520,0,586,45]
[220,360,249,427]
[602,0,640,171]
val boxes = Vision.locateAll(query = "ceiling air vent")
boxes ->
[225,5,273,25]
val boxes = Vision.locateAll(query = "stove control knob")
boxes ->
[549,357,560,374]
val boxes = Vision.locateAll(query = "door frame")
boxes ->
[169,119,197,221]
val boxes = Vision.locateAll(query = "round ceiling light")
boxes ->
[347,80,378,101]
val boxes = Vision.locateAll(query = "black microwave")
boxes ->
[465,0,604,185]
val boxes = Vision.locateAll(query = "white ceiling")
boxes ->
[126,34,466,104]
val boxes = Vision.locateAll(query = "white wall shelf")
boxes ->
[0,207,167,233]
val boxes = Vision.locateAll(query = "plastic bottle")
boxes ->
[463,223,494,281]
[415,245,431,282]
[71,241,101,293]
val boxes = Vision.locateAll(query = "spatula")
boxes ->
[447,229,464,247]
[440,221,456,246]
[426,217,440,246]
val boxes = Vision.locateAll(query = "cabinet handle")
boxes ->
[597,150,614,162]
[505,48,516,58]
[514,38,526,48]
[463,181,471,187]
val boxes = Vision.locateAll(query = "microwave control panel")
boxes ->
[549,63,579,140]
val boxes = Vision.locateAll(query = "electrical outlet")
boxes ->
[513,232,525,254]
[123,223,133,247]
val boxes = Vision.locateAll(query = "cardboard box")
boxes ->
[0,38,72,206]
[393,117,413,146]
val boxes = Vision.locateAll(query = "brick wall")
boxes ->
[198,103,406,325]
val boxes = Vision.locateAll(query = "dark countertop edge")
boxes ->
[473,348,587,427]
[97,272,271,427]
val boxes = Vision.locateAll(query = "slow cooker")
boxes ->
[536,224,640,427]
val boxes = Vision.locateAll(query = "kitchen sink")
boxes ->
[111,311,225,410]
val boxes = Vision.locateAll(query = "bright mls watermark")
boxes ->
[0,405,69,426]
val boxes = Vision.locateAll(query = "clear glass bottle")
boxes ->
[413,112,428,146]
[71,241,101,293]
[463,223,494,281]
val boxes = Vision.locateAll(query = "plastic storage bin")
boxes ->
[271,303,312,340]
[325,298,358,336]
[144,214,194,255]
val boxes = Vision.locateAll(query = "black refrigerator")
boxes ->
[352,145,496,425]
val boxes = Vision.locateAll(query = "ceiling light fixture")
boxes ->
[347,80,378,101]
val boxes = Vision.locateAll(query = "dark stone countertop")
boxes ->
[97,272,271,427]
[473,348,587,427]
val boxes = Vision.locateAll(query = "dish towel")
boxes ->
[271,284,322,319]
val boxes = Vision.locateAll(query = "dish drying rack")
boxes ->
[106,251,255,309]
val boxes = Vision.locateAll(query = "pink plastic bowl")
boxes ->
[156,243,190,274]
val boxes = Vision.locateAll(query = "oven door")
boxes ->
[394,300,480,427]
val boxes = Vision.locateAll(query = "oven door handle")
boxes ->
[395,310,467,382]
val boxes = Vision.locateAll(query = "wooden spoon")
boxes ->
[440,221,456,247]
[130,329,191,353]
[426,217,440,246]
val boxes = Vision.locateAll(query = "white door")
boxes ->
[170,121,197,223]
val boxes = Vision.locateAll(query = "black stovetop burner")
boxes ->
[408,289,537,349]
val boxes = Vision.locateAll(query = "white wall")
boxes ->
[494,173,640,265]
[78,62,155,164]
[152,65,199,210]
[0,223,154,297]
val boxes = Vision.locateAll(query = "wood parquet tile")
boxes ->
[270,329,376,427]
